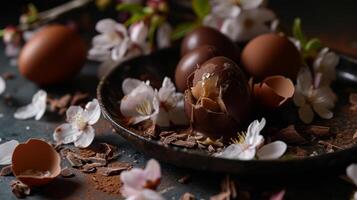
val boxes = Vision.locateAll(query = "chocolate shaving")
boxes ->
[273,125,307,144]
[0,165,13,176]
[66,152,84,167]
[305,125,330,137]
[180,193,196,200]
[48,92,90,115]
[81,162,106,173]
[97,163,132,176]
[178,175,191,184]
[11,180,30,198]
[60,167,74,178]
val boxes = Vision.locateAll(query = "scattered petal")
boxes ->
[54,123,81,145]
[0,77,6,95]
[257,141,287,160]
[73,126,95,148]
[0,140,19,165]
[14,90,47,120]
[347,164,357,186]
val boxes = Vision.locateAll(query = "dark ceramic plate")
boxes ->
[97,47,357,177]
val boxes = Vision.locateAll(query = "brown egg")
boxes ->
[241,33,302,81]
[184,56,250,139]
[175,45,220,92]
[12,139,61,187]
[253,75,295,109]
[181,26,240,61]
[18,25,86,85]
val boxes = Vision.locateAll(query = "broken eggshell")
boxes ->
[12,139,61,187]
[184,56,251,139]
[253,75,295,109]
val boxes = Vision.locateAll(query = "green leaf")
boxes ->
[171,22,199,40]
[192,0,211,19]
[292,18,306,46]
[124,13,146,26]
[304,38,322,52]
[116,3,144,14]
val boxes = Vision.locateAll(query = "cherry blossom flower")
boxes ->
[3,26,22,57]
[0,140,19,165]
[120,77,188,127]
[203,0,275,42]
[215,118,287,160]
[155,77,188,126]
[53,99,101,148]
[121,159,163,200]
[313,47,339,86]
[88,19,149,62]
[293,67,337,124]
[14,90,47,120]
[120,79,160,125]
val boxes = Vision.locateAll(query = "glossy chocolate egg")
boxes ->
[175,45,220,92]
[241,33,302,81]
[19,25,86,85]
[181,26,240,61]
[184,56,250,139]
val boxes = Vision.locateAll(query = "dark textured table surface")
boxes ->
[1,0,357,199]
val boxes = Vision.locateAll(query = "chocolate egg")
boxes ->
[181,26,240,61]
[175,45,220,92]
[19,25,86,85]
[184,56,250,139]
[241,33,302,81]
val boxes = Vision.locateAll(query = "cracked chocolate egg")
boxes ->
[12,139,61,187]
[181,26,240,61]
[175,45,220,92]
[241,33,301,81]
[184,56,251,139]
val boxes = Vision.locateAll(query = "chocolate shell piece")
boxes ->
[175,45,220,92]
[181,26,240,61]
[12,139,61,187]
[184,56,251,139]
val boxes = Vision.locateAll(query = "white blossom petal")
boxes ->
[312,102,333,119]
[157,23,172,49]
[203,14,222,29]
[0,77,6,95]
[296,67,313,93]
[293,90,306,107]
[14,90,47,120]
[74,126,95,148]
[220,18,239,41]
[66,106,84,124]
[215,144,256,160]
[167,99,188,125]
[121,168,147,197]
[0,140,19,165]
[298,104,314,124]
[144,159,161,182]
[130,22,148,46]
[111,37,131,61]
[212,1,241,18]
[122,78,144,95]
[126,189,164,200]
[257,141,287,160]
[84,99,101,125]
[246,118,266,147]
[87,46,111,62]
[347,164,357,186]
[155,109,170,127]
[53,123,81,144]
[96,18,127,35]
[240,0,264,9]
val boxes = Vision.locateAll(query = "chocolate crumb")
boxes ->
[273,125,307,144]
[180,192,196,200]
[178,175,191,184]
[2,72,15,80]
[97,162,132,176]
[66,152,84,167]
[81,162,106,173]
[0,165,13,176]
[11,180,30,198]
[305,125,330,137]
[60,167,74,178]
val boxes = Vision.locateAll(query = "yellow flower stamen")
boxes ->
[136,100,152,116]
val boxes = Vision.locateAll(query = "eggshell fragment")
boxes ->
[253,75,295,109]
[12,139,61,187]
